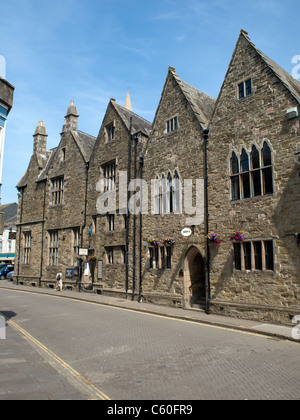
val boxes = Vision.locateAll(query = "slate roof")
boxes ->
[17,128,97,188]
[0,203,18,224]
[241,30,300,105]
[71,130,97,163]
[111,100,152,135]
[153,67,216,130]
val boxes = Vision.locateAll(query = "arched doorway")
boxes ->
[184,247,206,308]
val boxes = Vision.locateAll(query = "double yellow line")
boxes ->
[1,312,111,401]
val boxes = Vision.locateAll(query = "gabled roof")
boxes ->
[36,148,57,183]
[211,30,300,124]
[0,203,17,224]
[240,30,300,105]
[71,130,97,163]
[16,151,52,189]
[153,67,216,130]
[111,99,152,135]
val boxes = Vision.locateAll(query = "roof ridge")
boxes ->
[77,129,97,139]
[114,101,152,126]
[240,30,300,105]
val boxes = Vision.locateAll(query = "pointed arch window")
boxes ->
[168,172,173,214]
[251,146,262,196]
[154,176,161,215]
[161,174,168,215]
[230,142,274,201]
[262,142,273,195]
[230,152,240,201]
[173,170,181,214]
[240,149,250,198]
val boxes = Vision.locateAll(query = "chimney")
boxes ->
[65,100,79,131]
[33,121,47,156]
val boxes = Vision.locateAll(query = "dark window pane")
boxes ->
[234,243,241,270]
[240,149,249,172]
[253,241,262,270]
[252,170,262,196]
[264,241,274,271]
[149,248,153,269]
[245,79,252,96]
[241,173,250,198]
[262,142,272,166]
[251,146,260,169]
[239,82,245,99]
[231,176,240,200]
[243,242,252,270]
[166,247,172,269]
[231,153,239,174]
[263,167,273,194]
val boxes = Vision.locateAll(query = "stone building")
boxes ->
[207,30,300,324]
[14,30,300,324]
[16,103,96,288]
[141,67,215,308]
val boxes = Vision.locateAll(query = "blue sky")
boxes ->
[0,0,299,204]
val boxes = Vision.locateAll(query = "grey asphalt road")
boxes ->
[0,288,299,400]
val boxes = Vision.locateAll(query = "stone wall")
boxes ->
[207,33,300,324]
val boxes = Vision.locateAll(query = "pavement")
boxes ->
[0,279,299,400]
[1,279,299,344]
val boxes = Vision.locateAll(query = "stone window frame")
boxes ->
[148,245,172,270]
[152,169,182,215]
[229,140,274,202]
[50,176,64,205]
[105,247,114,265]
[233,239,275,272]
[105,246,125,265]
[104,120,116,143]
[23,231,32,265]
[237,77,253,100]
[165,114,179,134]
[48,230,59,267]
[106,214,115,232]
[73,228,80,266]
[100,160,117,193]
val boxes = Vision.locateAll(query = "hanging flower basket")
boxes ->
[148,238,160,247]
[206,233,221,246]
[162,237,176,246]
[230,231,245,242]
[88,255,97,261]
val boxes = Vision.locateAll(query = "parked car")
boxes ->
[6,270,14,280]
[0,263,7,271]
[0,265,14,279]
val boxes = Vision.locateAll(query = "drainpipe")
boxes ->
[16,188,24,285]
[79,161,89,292]
[39,181,47,287]
[132,134,138,301]
[138,154,144,303]
[125,117,133,299]
[203,128,210,314]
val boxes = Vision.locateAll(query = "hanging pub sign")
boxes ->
[78,248,89,257]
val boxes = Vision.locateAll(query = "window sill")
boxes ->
[231,193,274,204]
